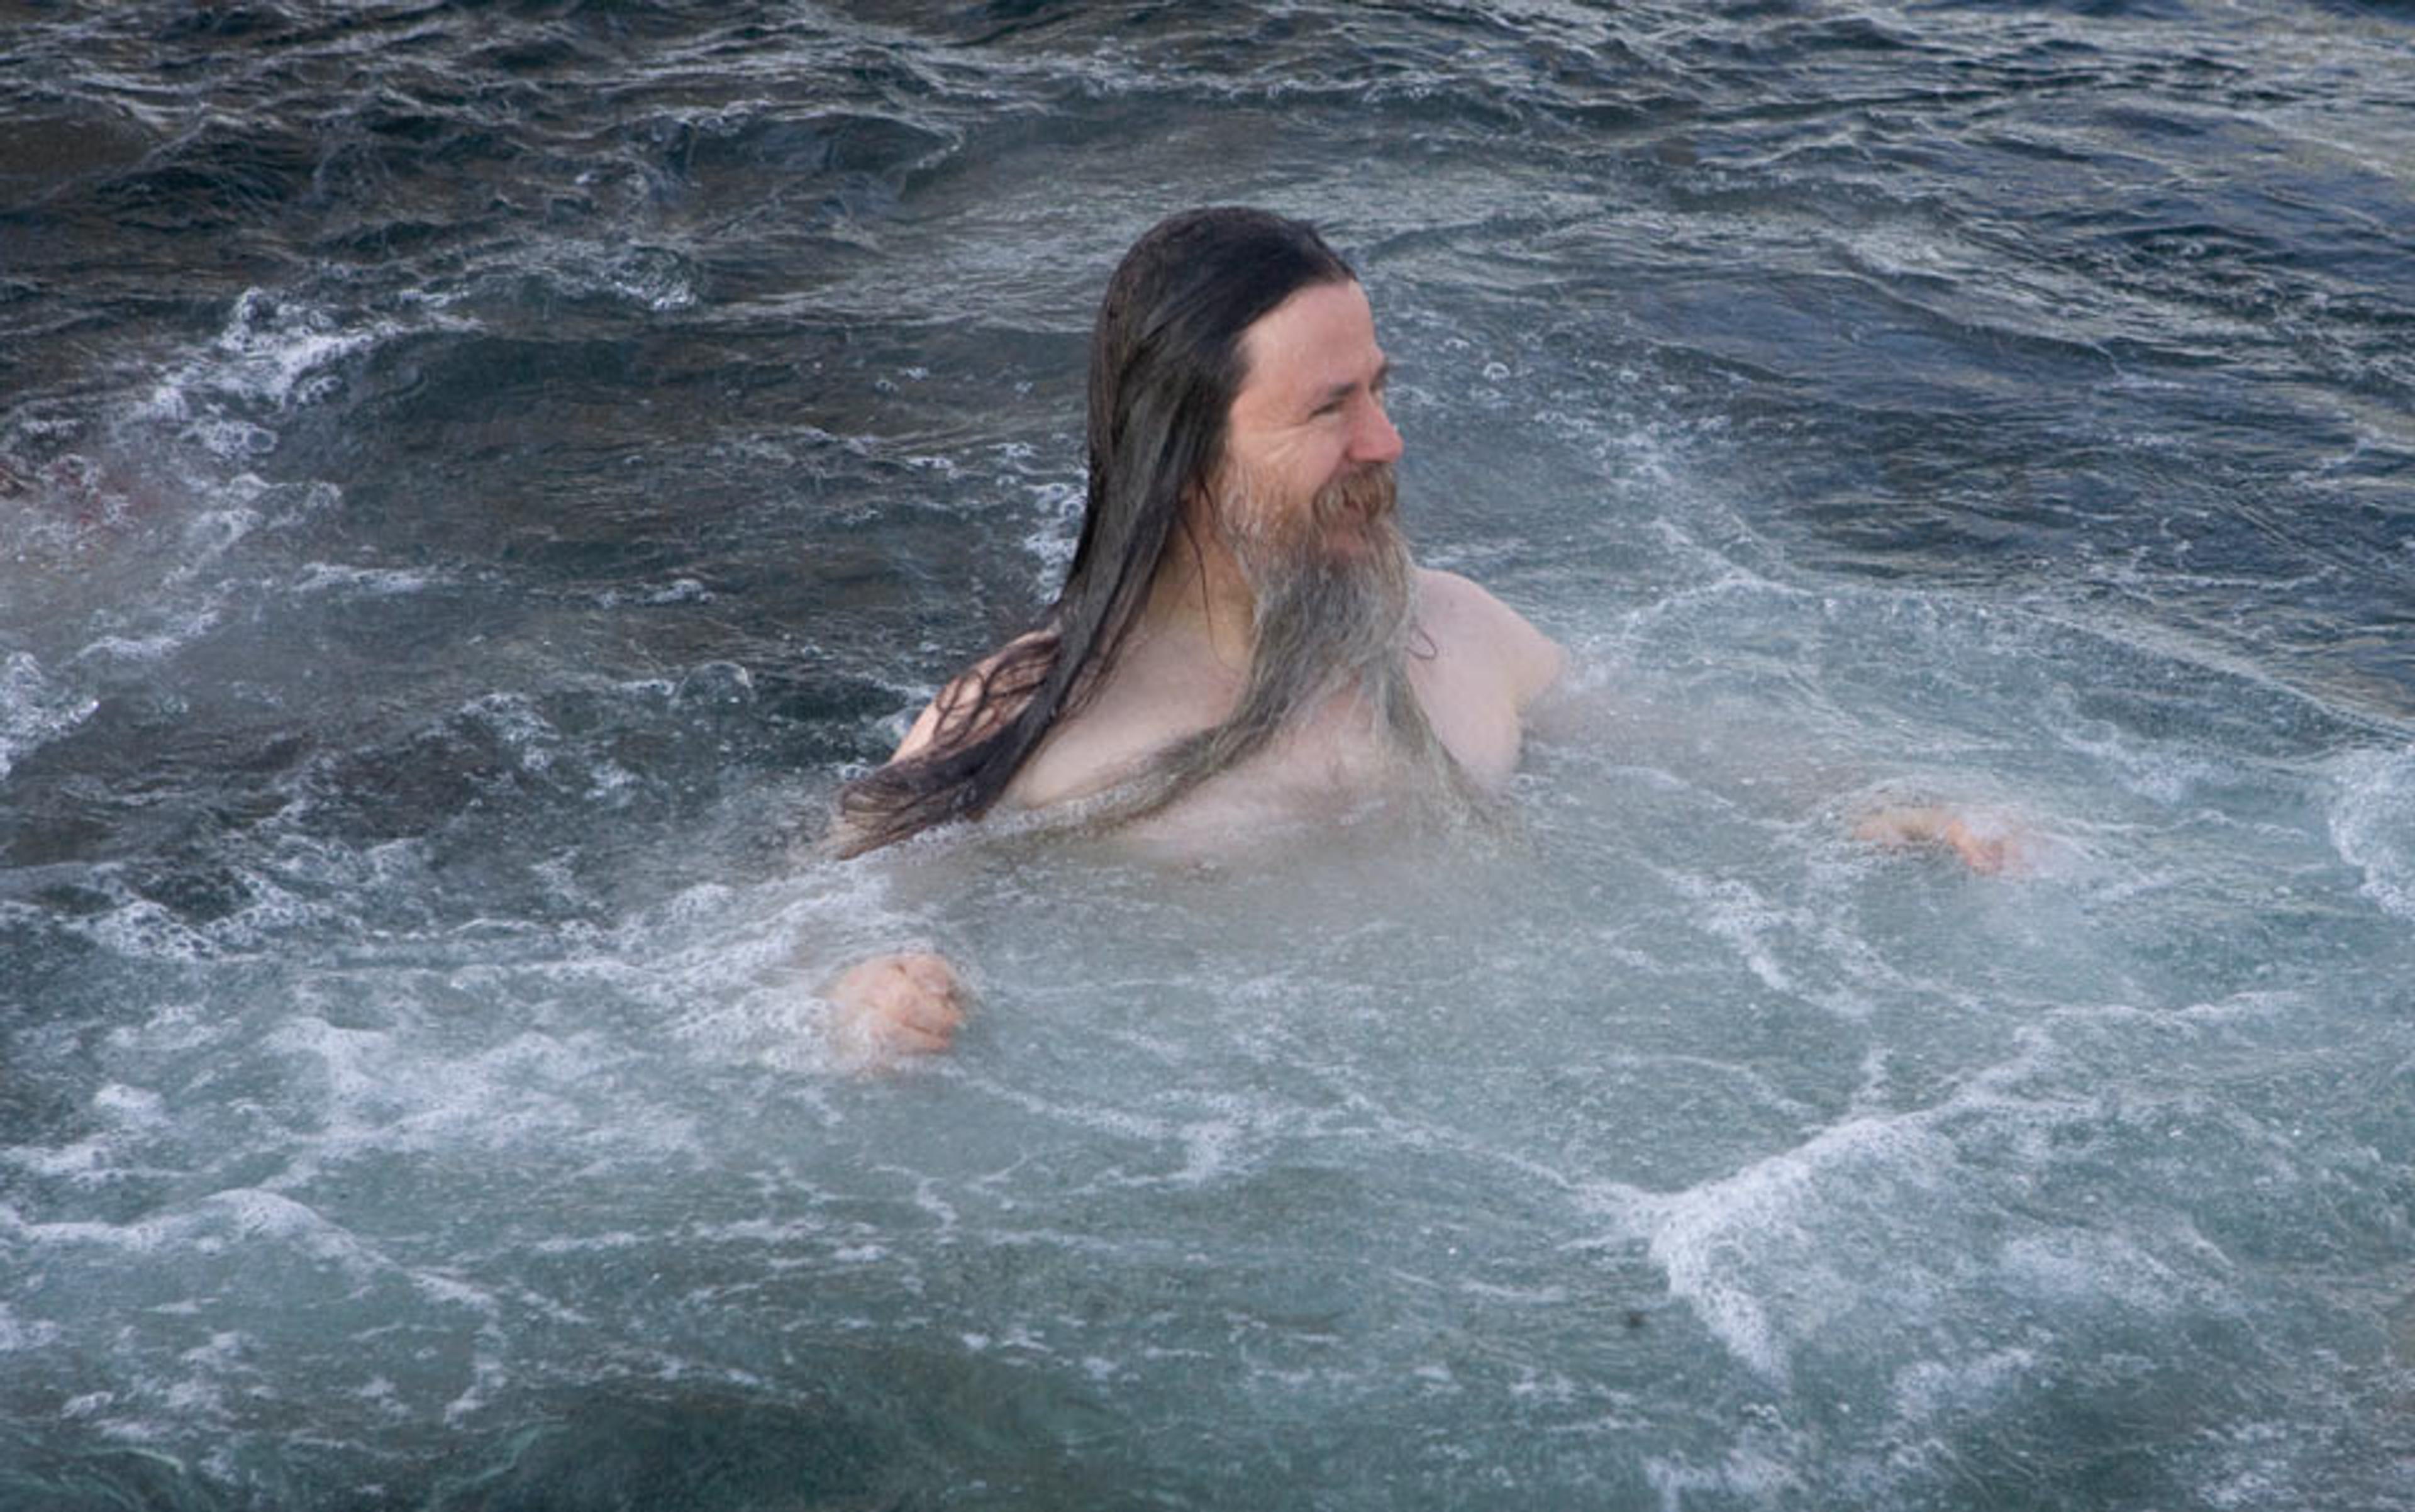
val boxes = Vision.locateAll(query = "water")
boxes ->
[4,1,2412,1506]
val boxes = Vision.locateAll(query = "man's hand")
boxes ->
[823,951,968,1062]
[1854,805,2023,875]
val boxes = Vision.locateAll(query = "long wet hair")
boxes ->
[830,207,1357,856]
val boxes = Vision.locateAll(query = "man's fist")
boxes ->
[823,951,969,1063]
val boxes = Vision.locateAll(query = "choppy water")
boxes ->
[4,1,2412,1508]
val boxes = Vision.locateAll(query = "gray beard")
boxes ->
[1080,462,1477,833]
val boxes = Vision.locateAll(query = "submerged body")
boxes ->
[826,566,1559,1060]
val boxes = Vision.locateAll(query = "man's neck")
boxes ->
[1136,527,1259,672]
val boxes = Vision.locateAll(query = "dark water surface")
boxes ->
[4,2,2413,1508]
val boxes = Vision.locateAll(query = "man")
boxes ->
[821,207,1559,1057]
[818,207,2001,1059]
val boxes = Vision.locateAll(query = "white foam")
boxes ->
[2327,745,2415,921]
[264,1016,404,1131]
[1996,1229,2194,1316]
[0,1301,64,1353]
[0,649,97,780]
[1887,1346,2038,1428]
[1664,870,1798,994]
[655,865,953,1076]
[127,292,460,504]
[1641,1437,1807,1511]
[461,691,562,773]
[142,290,392,423]
[185,416,280,460]
[501,242,702,314]
[1016,473,1084,586]
[74,603,224,666]
[2045,692,2228,806]
[3,1133,121,1180]
[669,978,843,1075]
[8,1188,336,1262]
[594,576,711,606]
[76,898,221,963]
[1623,1109,1962,1387]
[291,562,442,598]
[0,1081,170,1185]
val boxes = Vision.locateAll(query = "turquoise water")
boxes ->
[3,2,2412,1506]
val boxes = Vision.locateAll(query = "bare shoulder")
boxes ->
[1415,568,1565,708]
[891,629,1053,762]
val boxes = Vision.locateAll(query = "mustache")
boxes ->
[1313,462,1397,530]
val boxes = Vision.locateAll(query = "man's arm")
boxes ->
[1853,804,2024,875]
[1511,631,2024,877]
[887,628,1055,764]
[1416,569,1566,713]
[819,631,1057,1064]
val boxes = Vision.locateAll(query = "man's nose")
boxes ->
[1350,397,1403,465]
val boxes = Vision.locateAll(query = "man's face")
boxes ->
[1211,278,1404,567]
